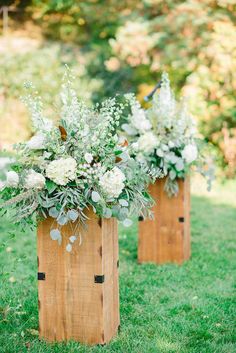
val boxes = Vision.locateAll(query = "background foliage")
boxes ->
[0,0,235,176]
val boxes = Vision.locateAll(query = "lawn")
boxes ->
[0,179,235,353]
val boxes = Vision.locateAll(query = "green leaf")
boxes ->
[45,179,57,194]
[114,150,122,155]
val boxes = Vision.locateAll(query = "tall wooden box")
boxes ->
[37,209,119,345]
[138,177,190,264]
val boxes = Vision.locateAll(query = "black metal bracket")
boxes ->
[144,80,162,101]
[98,218,102,227]
[94,275,105,283]
[117,260,119,268]
[138,216,144,222]
[178,217,185,223]
[38,272,45,280]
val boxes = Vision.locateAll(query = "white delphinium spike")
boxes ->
[22,83,53,133]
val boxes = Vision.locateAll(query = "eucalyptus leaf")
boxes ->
[49,207,59,218]
[169,170,176,181]
[104,208,112,219]
[66,243,72,252]
[91,191,101,203]
[118,207,129,221]
[67,209,79,222]
[119,199,129,207]
[123,219,133,227]
[57,214,68,226]
[50,229,61,241]
[69,235,77,243]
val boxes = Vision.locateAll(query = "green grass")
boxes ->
[0,180,235,353]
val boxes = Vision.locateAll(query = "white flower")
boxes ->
[6,171,19,187]
[0,157,14,170]
[156,148,164,157]
[46,157,77,186]
[137,132,158,153]
[175,158,185,171]
[168,141,175,148]
[27,134,45,150]
[25,170,45,190]
[84,153,93,164]
[130,105,151,133]
[99,166,126,198]
[0,180,6,190]
[182,144,198,164]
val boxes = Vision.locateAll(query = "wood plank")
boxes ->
[138,177,190,264]
[37,209,119,344]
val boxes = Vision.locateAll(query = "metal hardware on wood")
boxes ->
[178,217,185,223]
[94,275,105,283]
[138,216,144,221]
[117,260,119,268]
[98,218,102,227]
[38,272,45,280]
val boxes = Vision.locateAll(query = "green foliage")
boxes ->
[0,73,153,250]
[26,0,236,176]
[0,179,235,352]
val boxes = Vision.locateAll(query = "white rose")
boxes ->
[46,157,77,186]
[27,134,45,150]
[84,153,93,164]
[6,171,19,187]
[137,132,158,153]
[99,166,125,199]
[25,170,45,190]
[182,144,198,164]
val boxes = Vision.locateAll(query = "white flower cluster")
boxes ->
[182,144,198,164]
[99,166,126,198]
[25,170,45,189]
[6,171,19,187]
[124,73,199,188]
[136,132,158,153]
[6,169,45,190]
[1,69,153,252]
[27,134,45,150]
[46,157,77,186]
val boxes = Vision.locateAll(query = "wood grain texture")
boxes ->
[37,209,119,345]
[138,177,190,264]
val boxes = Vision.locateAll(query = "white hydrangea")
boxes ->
[182,144,198,164]
[6,171,19,187]
[137,132,158,153]
[46,157,77,186]
[99,166,126,198]
[25,170,45,189]
[27,134,45,150]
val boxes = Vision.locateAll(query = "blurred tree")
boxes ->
[2,0,236,175]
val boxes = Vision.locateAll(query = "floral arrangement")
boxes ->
[122,73,214,196]
[0,70,152,251]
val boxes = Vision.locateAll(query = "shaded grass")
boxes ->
[0,181,235,352]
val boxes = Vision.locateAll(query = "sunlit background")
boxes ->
[0,0,235,178]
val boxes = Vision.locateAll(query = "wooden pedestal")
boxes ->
[37,209,119,345]
[138,177,190,264]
